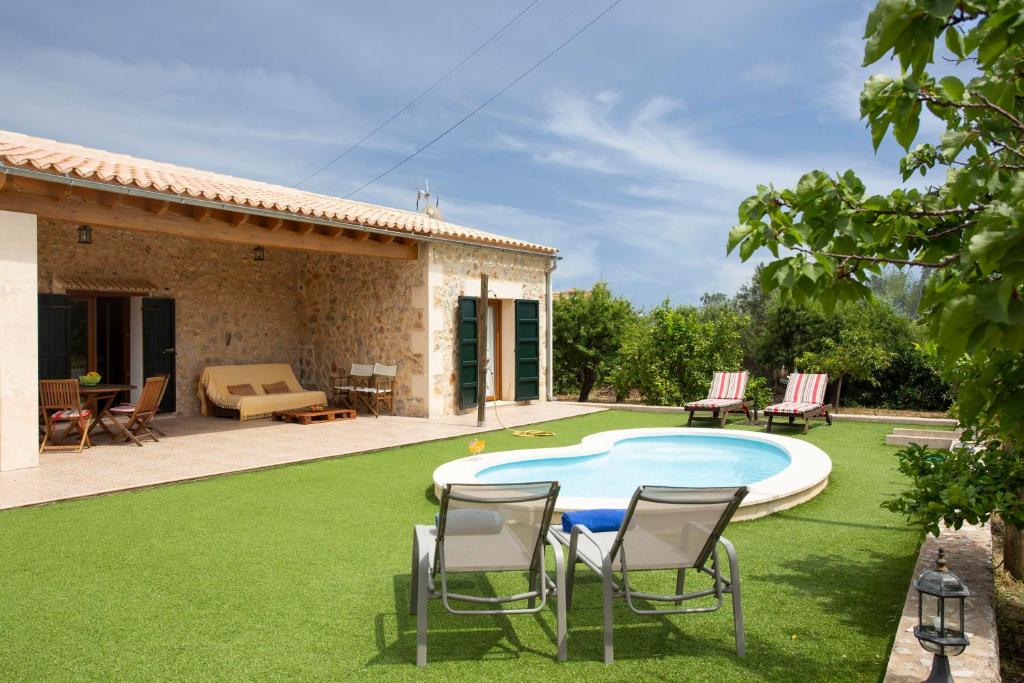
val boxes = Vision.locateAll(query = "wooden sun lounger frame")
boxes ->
[685,400,756,427]
[764,404,832,434]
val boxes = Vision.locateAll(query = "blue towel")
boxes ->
[561,509,626,533]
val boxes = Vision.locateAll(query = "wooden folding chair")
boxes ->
[105,376,166,446]
[39,379,92,454]
[111,374,170,436]
[355,363,396,417]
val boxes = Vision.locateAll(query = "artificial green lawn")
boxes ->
[0,411,928,681]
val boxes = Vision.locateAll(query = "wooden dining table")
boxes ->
[78,384,135,439]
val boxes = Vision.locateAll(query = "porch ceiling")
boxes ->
[0,173,419,260]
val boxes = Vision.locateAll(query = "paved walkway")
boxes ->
[0,402,605,511]
[884,523,1001,682]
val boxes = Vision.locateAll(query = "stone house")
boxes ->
[0,130,558,472]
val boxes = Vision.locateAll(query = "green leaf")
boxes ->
[727,223,754,254]
[893,99,922,150]
[923,0,956,18]
[944,26,965,58]
[938,75,964,101]
[940,130,971,161]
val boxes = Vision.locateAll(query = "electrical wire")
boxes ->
[344,0,626,198]
[295,0,542,188]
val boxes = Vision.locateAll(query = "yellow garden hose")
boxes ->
[491,399,556,437]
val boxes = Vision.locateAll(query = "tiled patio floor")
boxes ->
[0,402,605,511]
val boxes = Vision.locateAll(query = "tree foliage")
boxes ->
[609,300,746,406]
[552,282,637,401]
[797,327,896,407]
[727,0,1024,572]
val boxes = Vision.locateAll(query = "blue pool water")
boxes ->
[476,435,790,499]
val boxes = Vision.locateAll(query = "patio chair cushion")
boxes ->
[763,401,822,415]
[227,383,257,396]
[199,364,327,420]
[684,398,743,410]
[782,373,829,404]
[261,381,290,395]
[708,371,748,400]
[51,408,91,420]
[561,509,626,533]
[108,405,136,415]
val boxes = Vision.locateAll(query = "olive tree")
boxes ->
[552,282,637,402]
[728,0,1024,577]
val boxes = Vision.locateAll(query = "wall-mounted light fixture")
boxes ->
[253,245,265,261]
[77,225,93,245]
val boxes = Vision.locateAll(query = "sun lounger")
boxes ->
[552,485,748,664]
[683,371,752,426]
[410,481,567,666]
[763,372,831,434]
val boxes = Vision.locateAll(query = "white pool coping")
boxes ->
[432,428,833,521]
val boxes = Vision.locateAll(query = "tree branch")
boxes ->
[920,92,1024,132]
[792,246,959,269]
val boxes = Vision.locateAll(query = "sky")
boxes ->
[0,0,928,307]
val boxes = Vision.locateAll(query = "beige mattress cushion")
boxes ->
[198,364,327,420]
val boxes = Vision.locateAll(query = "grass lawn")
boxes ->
[0,411,927,681]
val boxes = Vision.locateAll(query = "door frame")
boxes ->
[66,292,130,382]
[486,300,502,401]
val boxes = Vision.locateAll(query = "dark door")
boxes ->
[38,293,71,380]
[457,296,478,411]
[514,299,540,401]
[143,298,176,413]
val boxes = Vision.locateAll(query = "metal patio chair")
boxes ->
[39,379,92,454]
[410,481,567,667]
[552,485,748,664]
[332,363,373,410]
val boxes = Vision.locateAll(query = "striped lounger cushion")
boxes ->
[764,373,828,415]
[684,371,748,409]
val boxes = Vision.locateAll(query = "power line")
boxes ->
[344,0,624,199]
[295,0,541,188]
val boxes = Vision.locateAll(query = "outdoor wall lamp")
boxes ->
[253,245,265,261]
[914,548,970,682]
[77,224,92,245]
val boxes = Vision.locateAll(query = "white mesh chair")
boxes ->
[410,481,567,667]
[552,485,748,664]
[355,362,396,417]
[332,363,373,409]
[764,372,831,434]
[683,371,752,427]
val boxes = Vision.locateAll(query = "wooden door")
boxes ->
[485,301,502,401]
[143,298,176,413]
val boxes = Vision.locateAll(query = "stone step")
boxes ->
[891,428,961,438]
[885,434,956,449]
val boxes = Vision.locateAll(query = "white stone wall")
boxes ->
[0,211,39,471]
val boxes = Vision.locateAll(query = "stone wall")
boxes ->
[36,220,551,419]
[426,242,551,417]
[299,252,429,417]
[37,220,308,415]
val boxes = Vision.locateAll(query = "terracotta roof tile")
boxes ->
[0,130,556,255]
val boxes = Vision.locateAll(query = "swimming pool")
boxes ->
[433,428,832,521]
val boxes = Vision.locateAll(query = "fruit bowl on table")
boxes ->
[79,373,102,386]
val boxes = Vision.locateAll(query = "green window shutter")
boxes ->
[514,299,540,401]
[457,296,479,410]
[38,293,71,380]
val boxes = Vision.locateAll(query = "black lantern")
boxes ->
[253,245,265,261]
[77,224,93,244]
[914,548,970,682]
